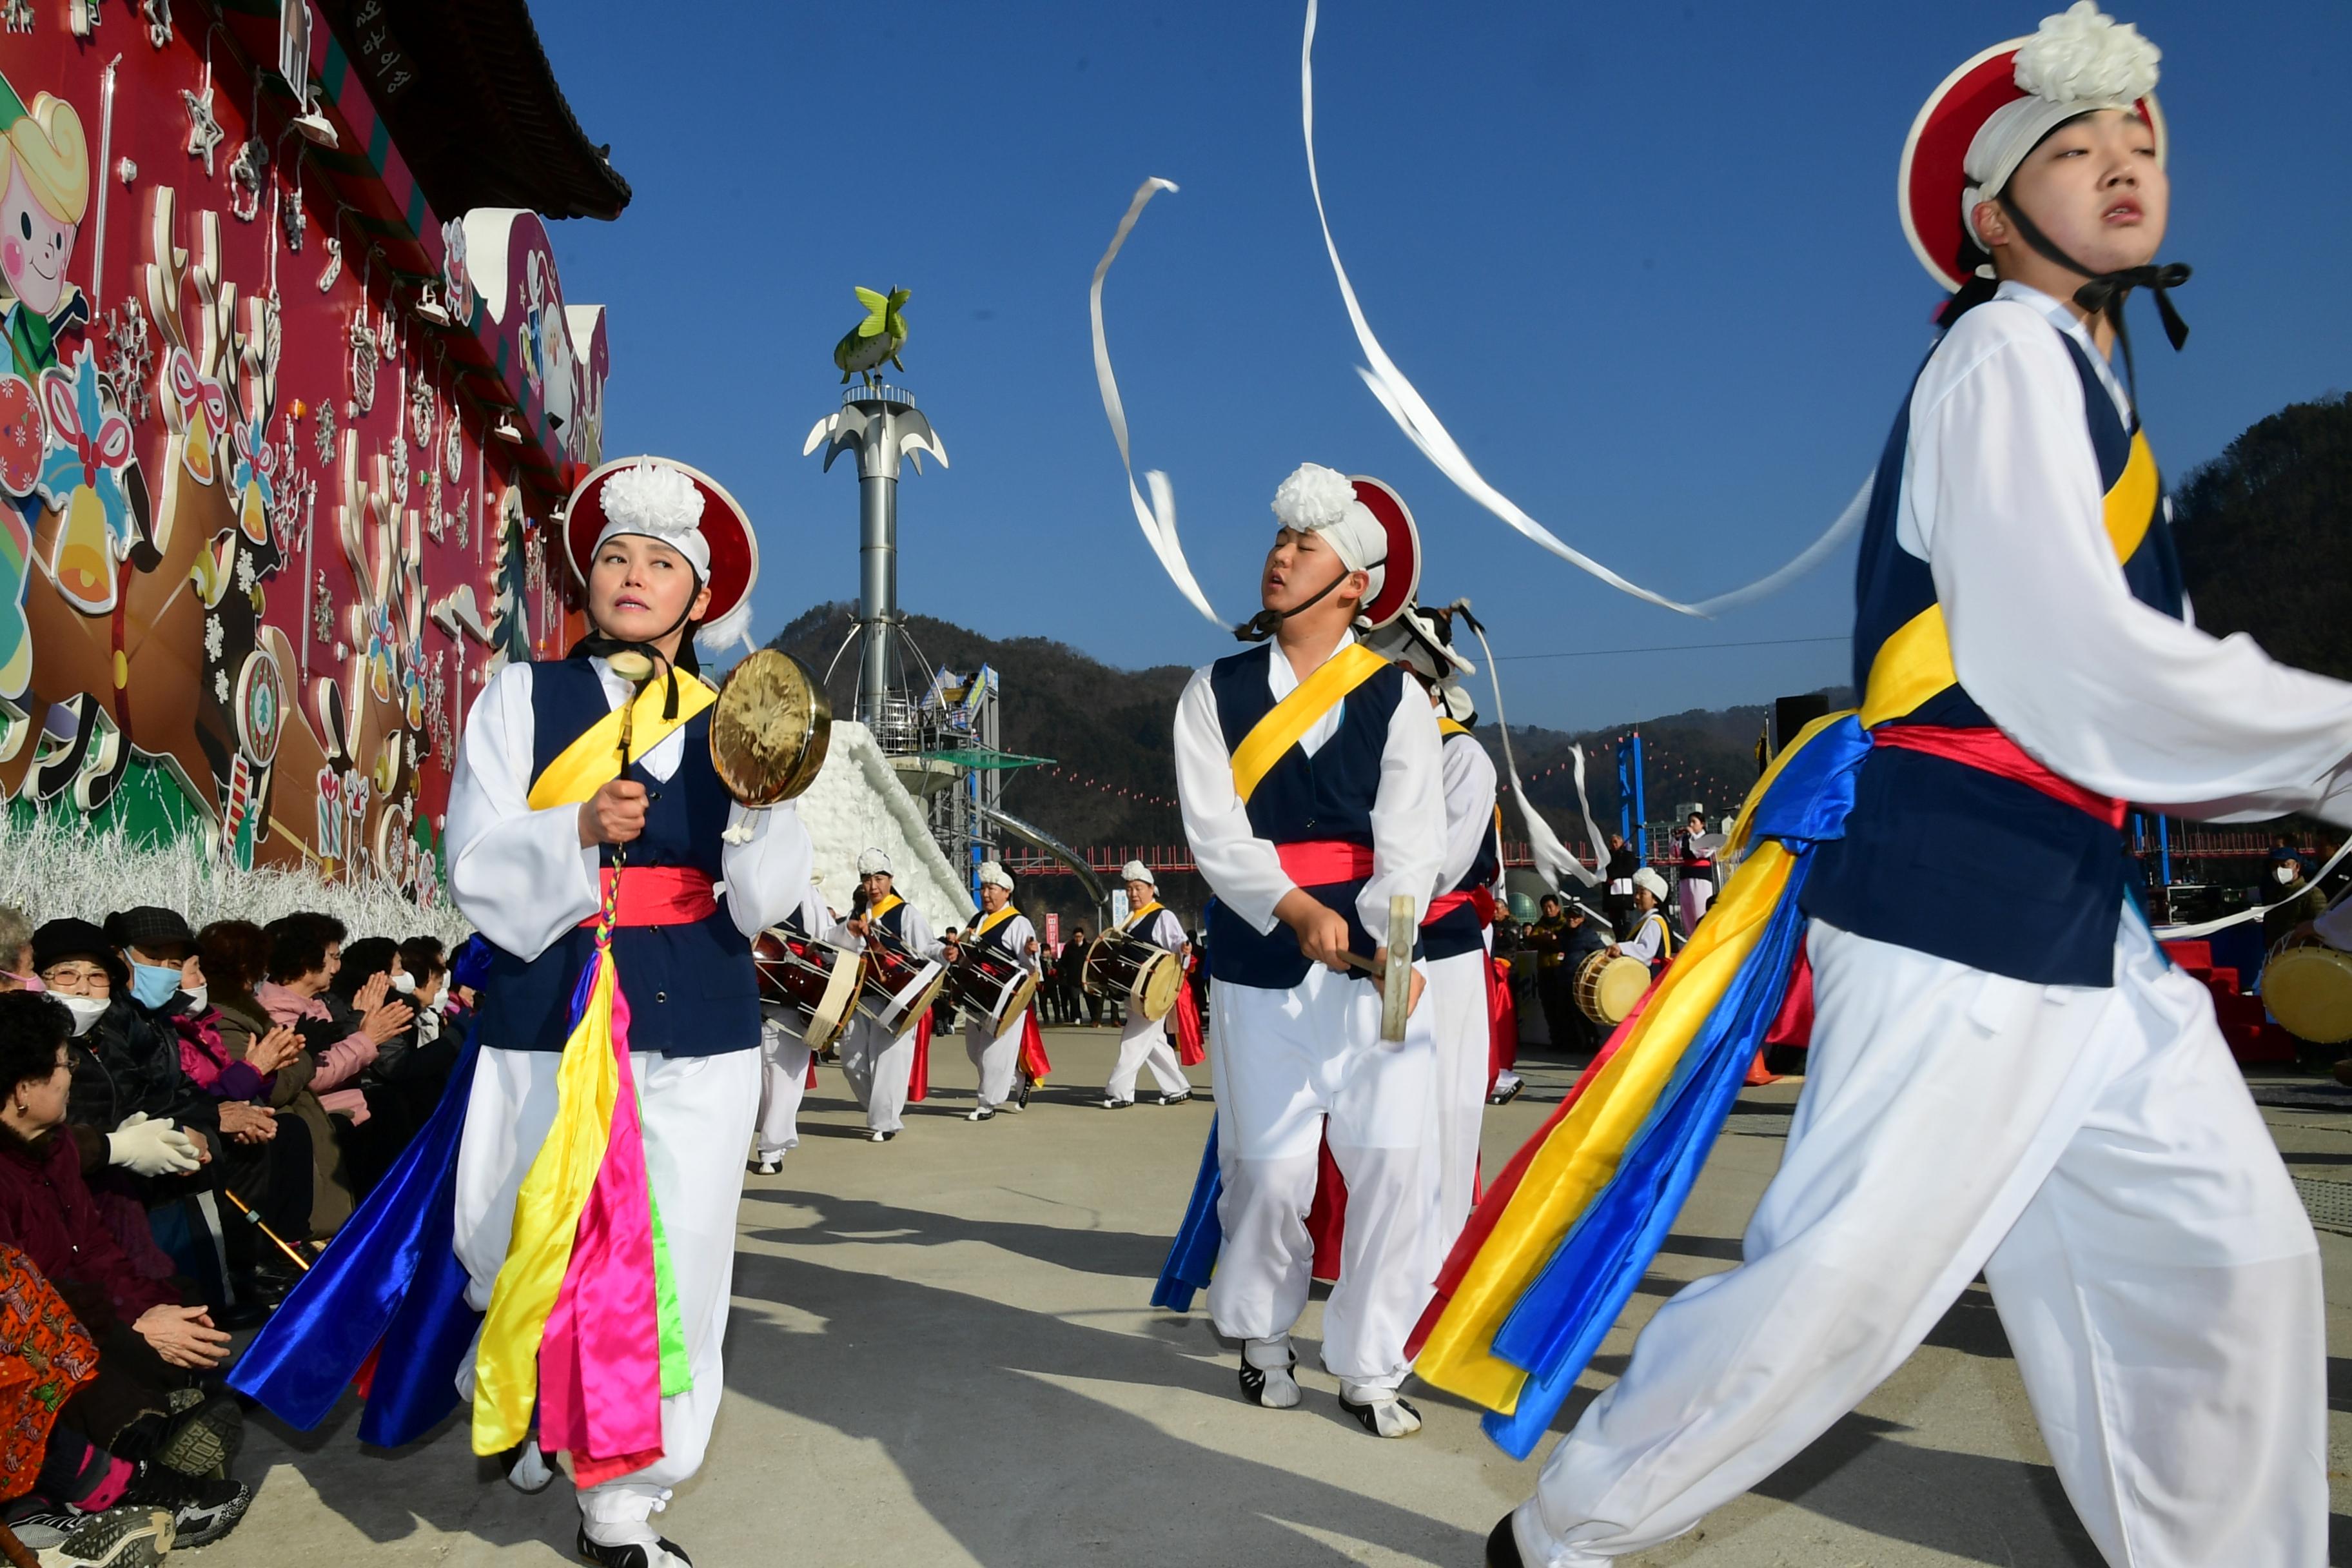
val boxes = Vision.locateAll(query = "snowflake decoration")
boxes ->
[181,84,222,178]
[405,729,420,773]
[346,313,379,417]
[409,382,435,449]
[455,490,470,551]
[213,669,231,706]
[142,0,168,48]
[203,615,224,662]
[387,431,409,504]
[311,571,333,645]
[101,302,153,425]
[226,137,266,224]
[3,1,33,34]
[313,398,336,463]
[233,551,257,594]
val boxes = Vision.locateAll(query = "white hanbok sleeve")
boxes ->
[1175,668,1293,935]
[1435,735,1500,895]
[1148,908,1188,953]
[1364,680,1446,937]
[1620,914,1664,966]
[1006,915,1041,972]
[897,902,941,961]
[446,664,601,959]
[720,804,814,939]
[1917,306,2352,826]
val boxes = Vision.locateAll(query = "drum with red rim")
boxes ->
[1082,930,1181,1022]
[752,928,860,1053]
[942,945,1039,1039]
[856,933,948,1035]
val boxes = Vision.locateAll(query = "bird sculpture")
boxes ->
[834,286,911,387]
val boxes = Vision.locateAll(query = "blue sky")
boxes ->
[536,1,2352,730]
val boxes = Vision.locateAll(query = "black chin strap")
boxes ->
[1994,193,2190,403]
[570,597,702,720]
[1233,555,1384,643]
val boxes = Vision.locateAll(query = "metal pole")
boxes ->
[856,469,896,728]
[1616,738,1632,844]
[2157,815,2171,888]
[1631,730,1647,857]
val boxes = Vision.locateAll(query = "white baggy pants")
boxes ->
[754,1015,810,1157]
[1106,1008,1189,1102]
[453,1045,761,1526]
[1511,911,2326,1568]
[965,1012,1024,1111]
[1208,965,1436,1388]
[839,1015,916,1135]
[1425,946,1491,1256]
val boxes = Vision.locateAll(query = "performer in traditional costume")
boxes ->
[838,850,946,1144]
[234,458,811,1568]
[749,881,838,1175]
[960,862,1044,1121]
[1169,463,1443,1437]
[1366,598,1501,1251]
[1605,868,1674,976]
[1456,11,2338,1563]
[1099,861,1196,1108]
[1669,812,1716,936]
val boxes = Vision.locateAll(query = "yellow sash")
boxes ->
[1124,901,1163,932]
[972,904,1018,940]
[1860,432,2158,727]
[525,676,719,810]
[1438,716,1471,738]
[1231,642,1390,803]
[867,892,904,922]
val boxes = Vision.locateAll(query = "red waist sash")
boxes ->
[1277,840,1375,885]
[1870,725,2126,829]
[578,867,721,928]
[1423,887,1498,928]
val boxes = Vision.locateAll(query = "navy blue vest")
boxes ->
[974,909,1023,956]
[1802,327,2184,986]
[476,657,761,1055]
[1424,729,1499,963]
[1201,643,1419,990]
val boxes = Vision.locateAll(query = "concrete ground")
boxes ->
[211,1025,2352,1567]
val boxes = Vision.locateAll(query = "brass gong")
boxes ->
[709,650,832,805]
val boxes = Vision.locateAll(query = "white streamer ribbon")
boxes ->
[1299,0,1870,618]
[1090,177,1227,630]
[1456,607,1603,889]
[2151,836,2352,942]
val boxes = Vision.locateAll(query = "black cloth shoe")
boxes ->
[1156,1089,1192,1106]
[1486,1513,1525,1567]
[1014,1076,1033,1109]
[576,1528,695,1567]
[112,1464,251,1549]
[153,1390,243,1476]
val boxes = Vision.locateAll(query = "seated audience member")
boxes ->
[197,921,353,1239]
[0,994,254,1548]
[29,921,209,1183]
[255,914,410,1118]
[0,907,38,993]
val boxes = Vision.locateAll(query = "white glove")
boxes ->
[106,1112,203,1177]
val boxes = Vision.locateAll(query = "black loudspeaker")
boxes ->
[1771,694,1831,758]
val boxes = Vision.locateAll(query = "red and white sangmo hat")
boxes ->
[563,456,758,650]
[1346,476,1422,631]
[1898,3,2166,293]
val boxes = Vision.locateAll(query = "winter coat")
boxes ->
[0,1126,175,1330]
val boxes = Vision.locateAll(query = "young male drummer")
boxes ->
[839,849,950,1144]
[750,880,840,1175]
[444,456,811,1568]
[1100,861,1194,1109]
[1173,462,1443,1437]
[1366,599,1500,1250]
[961,861,1041,1121]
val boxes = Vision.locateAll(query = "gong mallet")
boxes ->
[1330,895,1419,1043]
[223,1187,313,1273]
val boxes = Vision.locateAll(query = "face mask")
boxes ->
[57,994,108,1036]
[128,962,181,1010]
[389,972,416,995]
[179,984,208,1012]
[3,974,40,993]
[2275,865,2298,886]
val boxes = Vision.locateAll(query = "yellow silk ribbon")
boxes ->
[525,676,717,812]
[971,905,1017,940]
[1230,642,1389,803]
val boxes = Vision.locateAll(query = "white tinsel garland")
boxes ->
[0,814,472,947]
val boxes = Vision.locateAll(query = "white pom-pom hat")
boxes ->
[1899,3,2166,294]
[857,848,894,877]
[976,861,1015,892]
[563,455,760,652]
[1267,464,1421,631]
[1120,860,1156,888]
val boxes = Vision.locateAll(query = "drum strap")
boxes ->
[1230,642,1390,803]
[574,867,718,928]
[527,678,718,810]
